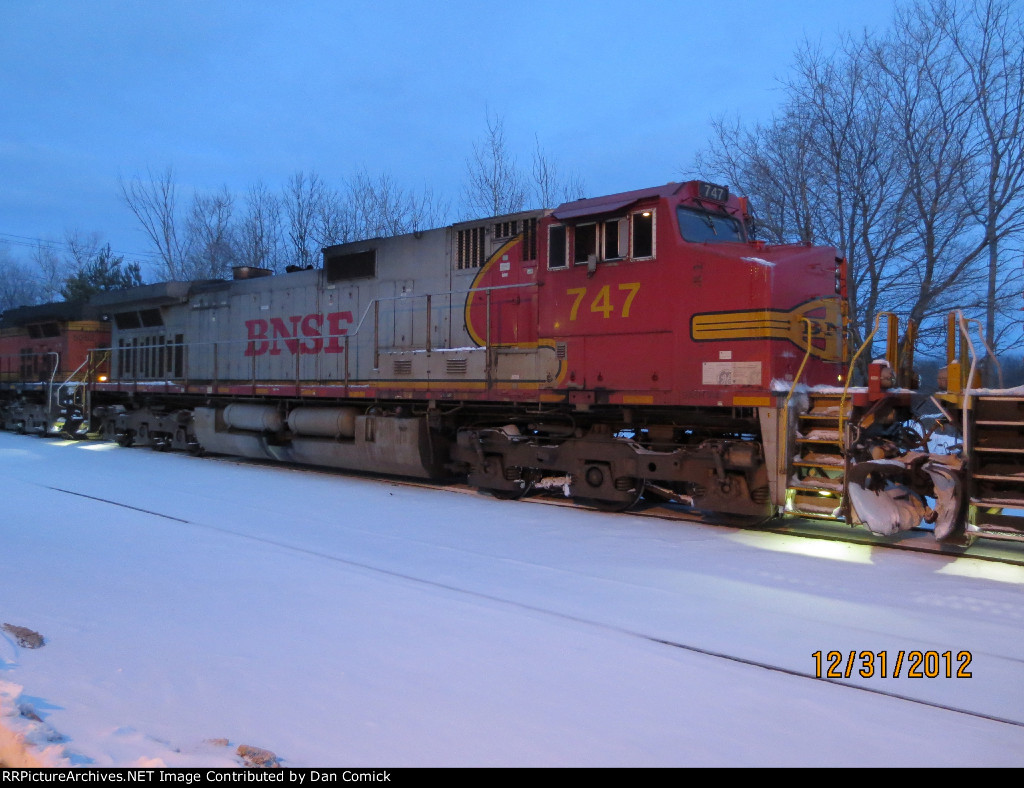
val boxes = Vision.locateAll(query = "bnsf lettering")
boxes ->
[245,311,353,356]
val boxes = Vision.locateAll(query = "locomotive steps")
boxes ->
[786,392,847,520]
[967,394,1024,541]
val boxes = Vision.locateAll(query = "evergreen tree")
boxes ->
[61,244,143,301]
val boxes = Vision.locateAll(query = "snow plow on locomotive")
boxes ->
[2,179,1020,545]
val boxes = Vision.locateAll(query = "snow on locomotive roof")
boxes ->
[0,299,100,327]
[552,182,685,221]
[87,280,193,308]
[550,180,737,222]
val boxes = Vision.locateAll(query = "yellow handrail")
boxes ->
[780,318,815,480]
[838,312,896,450]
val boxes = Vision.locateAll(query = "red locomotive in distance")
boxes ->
[0,300,108,435]
[1,179,1020,545]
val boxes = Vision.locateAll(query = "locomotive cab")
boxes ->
[528,180,844,409]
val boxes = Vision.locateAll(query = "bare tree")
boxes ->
[0,242,40,312]
[283,171,327,268]
[343,169,450,242]
[349,169,397,238]
[531,135,586,208]
[943,0,1024,361]
[237,181,285,273]
[692,0,1023,365]
[119,166,185,280]
[64,230,104,272]
[463,113,526,217]
[871,0,991,350]
[183,186,237,279]
[32,240,65,302]
[405,182,449,234]
[314,184,350,250]
[696,109,819,246]
[783,37,918,355]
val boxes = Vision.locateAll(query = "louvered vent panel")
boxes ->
[446,358,468,375]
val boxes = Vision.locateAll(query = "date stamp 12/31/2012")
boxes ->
[812,650,973,679]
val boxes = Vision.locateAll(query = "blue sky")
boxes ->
[0,0,897,272]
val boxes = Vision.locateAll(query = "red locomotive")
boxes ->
[2,180,1020,544]
[0,301,109,435]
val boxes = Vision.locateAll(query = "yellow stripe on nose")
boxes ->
[691,298,842,361]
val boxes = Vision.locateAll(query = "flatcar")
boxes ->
[4,180,1021,544]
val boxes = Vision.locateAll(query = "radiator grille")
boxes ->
[446,358,468,375]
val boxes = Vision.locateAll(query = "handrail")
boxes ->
[89,279,537,387]
[957,312,978,464]
[959,312,1002,389]
[60,356,92,387]
[951,311,1005,465]
[945,309,1002,393]
[346,279,538,339]
[838,311,895,450]
[947,310,1003,465]
[780,318,815,475]
[45,352,59,425]
[53,356,93,419]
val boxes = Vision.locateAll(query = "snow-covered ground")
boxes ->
[1,431,1022,767]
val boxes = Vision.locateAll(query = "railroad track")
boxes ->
[23,433,1024,567]
[489,485,1024,566]
[194,451,1024,567]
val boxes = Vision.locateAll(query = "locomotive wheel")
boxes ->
[579,481,646,513]
[115,430,135,448]
[486,482,534,501]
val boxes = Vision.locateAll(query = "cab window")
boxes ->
[548,225,567,269]
[574,223,598,265]
[632,210,655,258]
[676,206,744,243]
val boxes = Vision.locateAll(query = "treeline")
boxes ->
[118,167,450,283]
[0,232,143,309]
[0,114,583,310]
[2,0,1021,378]
[693,0,1023,365]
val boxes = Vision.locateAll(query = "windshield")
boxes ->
[676,206,745,243]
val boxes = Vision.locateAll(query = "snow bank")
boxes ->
[0,680,69,767]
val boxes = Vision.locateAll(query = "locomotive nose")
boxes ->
[691,296,842,361]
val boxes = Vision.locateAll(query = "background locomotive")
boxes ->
[2,180,1020,544]
[0,300,107,436]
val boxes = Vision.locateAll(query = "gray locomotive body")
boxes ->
[92,210,559,482]
[105,212,548,389]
